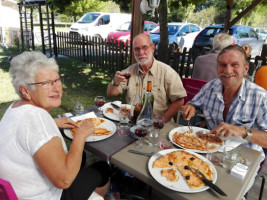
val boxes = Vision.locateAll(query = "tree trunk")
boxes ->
[157,0,168,63]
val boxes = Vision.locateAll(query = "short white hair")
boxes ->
[212,33,233,51]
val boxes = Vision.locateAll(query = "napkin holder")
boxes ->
[230,163,248,179]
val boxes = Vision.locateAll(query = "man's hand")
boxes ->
[113,71,129,85]
[209,122,246,138]
[180,104,195,121]
[54,117,77,129]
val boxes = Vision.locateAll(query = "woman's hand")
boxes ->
[54,117,77,129]
[76,120,95,139]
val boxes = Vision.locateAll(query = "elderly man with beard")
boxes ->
[181,45,267,162]
[107,33,186,122]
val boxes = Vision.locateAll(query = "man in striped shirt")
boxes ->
[181,44,267,161]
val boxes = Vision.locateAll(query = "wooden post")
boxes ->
[130,0,144,65]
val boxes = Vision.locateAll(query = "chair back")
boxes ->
[0,178,18,200]
[182,78,208,104]
[259,148,267,173]
[254,65,267,90]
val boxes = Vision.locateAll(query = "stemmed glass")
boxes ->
[134,127,148,149]
[153,117,165,133]
[95,96,105,116]
[151,117,165,147]
[122,70,131,90]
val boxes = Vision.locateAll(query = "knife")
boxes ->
[111,103,120,110]
[186,166,227,196]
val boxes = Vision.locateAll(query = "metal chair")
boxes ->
[0,178,18,200]
[177,78,208,124]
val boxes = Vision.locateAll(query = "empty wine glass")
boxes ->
[134,127,148,149]
[95,96,105,116]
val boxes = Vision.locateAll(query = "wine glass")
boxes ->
[134,127,148,149]
[122,70,131,90]
[153,117,165,133]
[95,96,105,116]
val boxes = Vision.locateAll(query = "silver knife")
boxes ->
[186,166,227,196]
[111,103,120,110]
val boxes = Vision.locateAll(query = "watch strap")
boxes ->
[244,127,252,141]
[112,79,119,86]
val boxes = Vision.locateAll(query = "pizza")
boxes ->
[106,107,114,114]
[153,150,213,189]
[172,131,222,151]
[70,118,111,136]
[161,168,178,182]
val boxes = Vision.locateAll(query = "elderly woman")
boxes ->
[0,51,110,200]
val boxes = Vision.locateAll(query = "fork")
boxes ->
[187,120,193,132]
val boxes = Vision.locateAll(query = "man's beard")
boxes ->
[135,52,153,66]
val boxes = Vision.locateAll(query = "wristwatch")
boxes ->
[244,127,253,140]
[112,79,119,86]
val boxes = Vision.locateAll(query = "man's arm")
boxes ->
[107,82,121,97]
[161,98,184,122]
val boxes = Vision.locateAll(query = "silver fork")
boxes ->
[187,120,193,132]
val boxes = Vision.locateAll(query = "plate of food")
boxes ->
[64,117,116,142]
[168,126,223,153]
[148,149,217,193]
[102,102,131,121]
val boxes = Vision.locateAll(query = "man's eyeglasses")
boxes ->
[133,45,152,52]
[29,77,62,89]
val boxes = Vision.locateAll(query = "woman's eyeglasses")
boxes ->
[29,77,62,89]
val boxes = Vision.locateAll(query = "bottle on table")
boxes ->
[143,81,154,109]
[131,83,143,124]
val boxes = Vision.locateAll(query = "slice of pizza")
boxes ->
[161,168,179,182]
[177,165,205,188]
[93,128,112,136]
[153,154,173,168]
[196,133,223,145]
[106,107,114,114]
[85,118,105,127]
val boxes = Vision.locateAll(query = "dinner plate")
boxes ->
[148,149,218,193]
[63,117,117,142]
[168,126,223,153]
[102,102,131,121]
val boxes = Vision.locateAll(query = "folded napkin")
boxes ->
[218,136,245,152]
[71,112,98,122]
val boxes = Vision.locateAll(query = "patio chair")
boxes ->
[177,78,208,125]
[246,147,267,200]
[0,178,18,200]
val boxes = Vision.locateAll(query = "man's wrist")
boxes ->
[243,127,253,140]
[112,79,119,86]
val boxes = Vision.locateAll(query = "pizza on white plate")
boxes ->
[70,118,112,136]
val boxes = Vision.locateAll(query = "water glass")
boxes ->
[222,146,239,171]
[117,122,131,137]
[74,102,84,116]
[119,104,131,123]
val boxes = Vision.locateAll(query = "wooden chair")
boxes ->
[0,178,18,200]
[177,78,208,124]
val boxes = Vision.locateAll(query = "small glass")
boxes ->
[74,102,84,116]
[117,122,131,136]
[149,117,165,146]
[134,127,148,149]
[119,104,131,123]
[95,96,105,116]
[222,146,239,172]
[122,70,131,90]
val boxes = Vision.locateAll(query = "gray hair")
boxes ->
[212,33,234,51]
[133,33,153,46]
[9,51,59,99]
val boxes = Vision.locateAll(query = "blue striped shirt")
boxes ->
[189,78,267,160]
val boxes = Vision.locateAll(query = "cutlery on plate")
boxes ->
[111,103,120,110]
[186,166,227,196]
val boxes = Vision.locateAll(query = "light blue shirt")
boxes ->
[189,78,267,160]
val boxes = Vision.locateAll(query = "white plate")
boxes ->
[64,117,117,142]
[168,126,223,153]
[102,102,131,121]
[148,149,217,193]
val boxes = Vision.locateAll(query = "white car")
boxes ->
[149,22,202,51]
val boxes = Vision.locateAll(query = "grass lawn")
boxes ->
[0,46,122,120]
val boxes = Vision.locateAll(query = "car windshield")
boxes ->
[117,22,131,31]
[150,25,181,35]
[78,13,100,23]
[199,27,233,36]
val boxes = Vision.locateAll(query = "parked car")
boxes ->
[192,24,264,57]
[107,21,158,46]
[69,12,131,40]
[148,22,202,51]
[254,28,267,41]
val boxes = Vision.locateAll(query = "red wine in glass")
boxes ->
[135,127,148,138]
[123,72,131,79]
[153,118,165,129]
[95,100,105,107]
